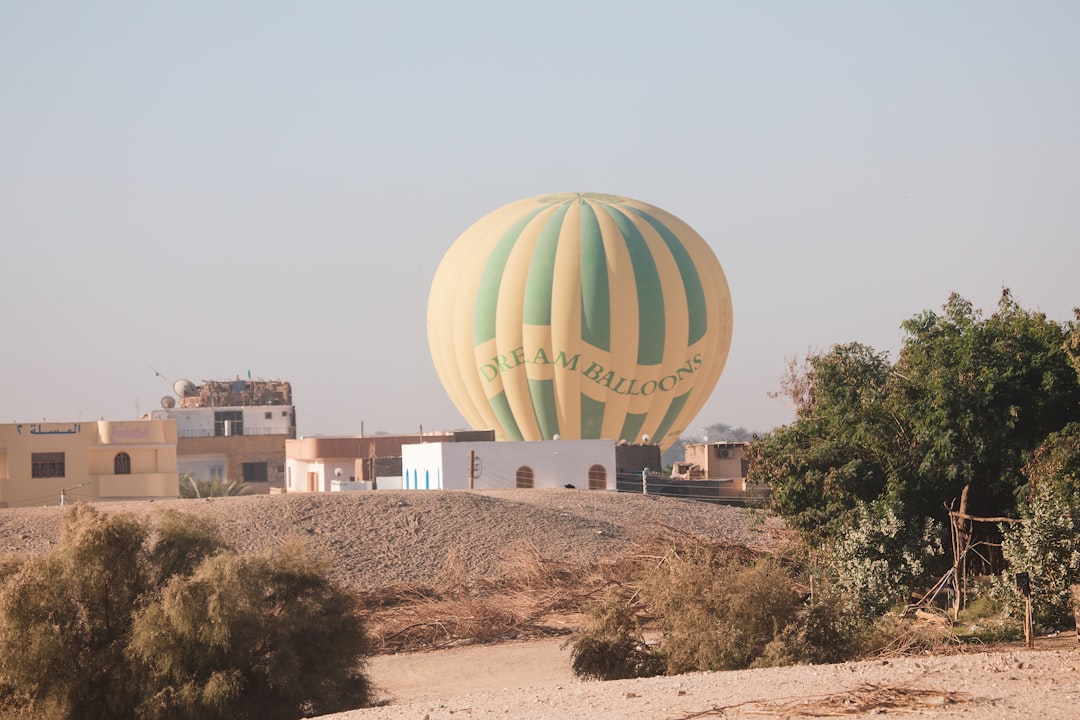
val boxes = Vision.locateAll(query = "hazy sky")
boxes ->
[3,1,1078,439]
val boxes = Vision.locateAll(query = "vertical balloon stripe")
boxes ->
[488,390,524,442]
[523,204,568,326]
[652,390,691,447]
[600,204,665,366]
[580,393,605,439]
[630,208,708,345]
[619,412,647,445]
[473,208,545,345]
[578,202,610,352]
[528,378,559,440]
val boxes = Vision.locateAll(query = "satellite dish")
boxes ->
[552,434,560,441]
[161,396,176,409]
[642,434,650,444]
[173,379,197,398]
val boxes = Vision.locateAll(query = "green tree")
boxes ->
[747,342,898,541]
[892,291,1080,521]
[749,292,1080,610]
[0,506,373,720]
[752,292,1080,539]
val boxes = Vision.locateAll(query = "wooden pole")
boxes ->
[1025,593,1034,649]
[468,450,475,490]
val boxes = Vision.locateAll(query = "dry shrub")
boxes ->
[646,547,801,673]
[373,596,529,652]
[365,541,631,653]
[567,589,664,681]
[754,589,867,667]
[865,614,966,658]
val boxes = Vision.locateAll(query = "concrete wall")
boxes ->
[401,439,616,491]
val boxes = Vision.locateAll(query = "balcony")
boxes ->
[176,426,295,439]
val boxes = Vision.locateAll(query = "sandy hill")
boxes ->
[0,489,785,590]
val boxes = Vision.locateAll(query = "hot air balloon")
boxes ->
[427,192,732,450]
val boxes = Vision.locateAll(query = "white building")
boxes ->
[402,439,616,491]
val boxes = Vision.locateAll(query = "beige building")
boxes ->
[676,441,769,501]
[149,378,295,491]
[0,420,178,507]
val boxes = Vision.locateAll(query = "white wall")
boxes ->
[149,406,294,437]
[242,406,293,435]
[401,440,616,491]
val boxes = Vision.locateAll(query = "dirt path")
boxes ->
[367,637,574,705]
[334,638,1080,719]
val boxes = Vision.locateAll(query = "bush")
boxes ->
[825,501,943,616]
[0,505,372,720]
[998,424,1080,627]
[754,589,867,667]
[567,590,665,681]
[651,555,800,673]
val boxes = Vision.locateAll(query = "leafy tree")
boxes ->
[747,342,897,541]
[751,292,1080,542]
[0,506,373,720]
[891,291,1080,521]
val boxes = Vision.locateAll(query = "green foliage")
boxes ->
[0,505,373,720]
[999,423,1080,627]
[179,472,253,499]
[750,291,1080,551]
[825,500,943,616]
[567,590,665,681]
[748,343,896,542]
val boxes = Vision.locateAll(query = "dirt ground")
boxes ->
[2,489,1077,719]
[341,635,1080,719]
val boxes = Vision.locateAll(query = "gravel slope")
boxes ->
[0,489,785,589]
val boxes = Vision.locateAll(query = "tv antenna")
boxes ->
[148,365,172,384]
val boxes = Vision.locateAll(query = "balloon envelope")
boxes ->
[427,193,733,450]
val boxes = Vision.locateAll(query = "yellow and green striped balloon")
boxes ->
[427,193,733,450]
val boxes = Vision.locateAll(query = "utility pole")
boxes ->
[468,450,475,490]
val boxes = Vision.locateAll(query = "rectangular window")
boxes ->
[210,466,224,481]
[214,411,244,437]
[31,452,65,478]
[242,462,268,483]
[265,411,272,420]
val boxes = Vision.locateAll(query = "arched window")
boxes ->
[114,452,131,475]
[515,466,534,489]
[588,464,606,490]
